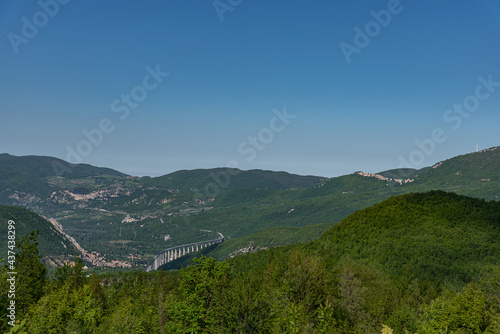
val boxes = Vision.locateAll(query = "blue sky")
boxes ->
[1,0,499,177]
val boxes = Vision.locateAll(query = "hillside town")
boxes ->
[355,171,415,185]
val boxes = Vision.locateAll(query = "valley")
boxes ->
[1,148,499,333]
[0,147,499,269]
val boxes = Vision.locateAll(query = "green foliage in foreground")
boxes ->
[5,254,500,334]
[3,191,500,333]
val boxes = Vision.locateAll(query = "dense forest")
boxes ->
[2,191,500,333]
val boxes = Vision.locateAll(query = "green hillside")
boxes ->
[7,191,500,333]
[174,174,396,239]
[0,153,128,207]
[223,191,500,332]
[312,191,500,283]
[225,191,500,283]
[0,167,54,200]
[0,153,126,179]
[157,221,338,270]
[417,147,500,185]
[173,148,499,260]
[0,147,499,268]
[206,221,337,260]
[377,167,424,179]
[0,205,80,266]
[142,167,326,192]
[407,147,500,200]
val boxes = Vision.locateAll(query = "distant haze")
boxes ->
[1,1,499,177]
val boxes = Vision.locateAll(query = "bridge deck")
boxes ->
[146,234,224,272]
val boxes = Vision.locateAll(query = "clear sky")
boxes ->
[1,0,499,177]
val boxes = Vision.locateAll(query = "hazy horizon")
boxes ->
[1,1,499,177]
[4,145,498,179]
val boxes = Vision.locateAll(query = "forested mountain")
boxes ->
[407,146,500,199]
[0,153,126,179]
[0,147,498,268]
[311,190,500,282]
[142,168,326,191]
[0,153,128,208]
[0,205,80,266]
[3,191,500,333]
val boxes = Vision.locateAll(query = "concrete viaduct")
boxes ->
[146,233,224,272]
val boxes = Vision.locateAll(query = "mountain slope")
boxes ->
[142,168,326,192]
[311,190,500,283]
[377,167,425,179]
[170,148,499,261]
[0,153,128,207]
[0,147,499,268]
[407,146,500,199]
[0,205,80,266]
[206,221,337,260]
[220,191,500,333]
[0,167,54,201]
[0,153,126,178]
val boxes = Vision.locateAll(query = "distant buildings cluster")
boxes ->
[355,171,415,185]
[81,250,132,268]
[64,188,131,202]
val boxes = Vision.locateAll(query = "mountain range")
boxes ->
[0,146,498,269]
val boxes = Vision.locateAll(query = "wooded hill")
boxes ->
[3,190,500,333]
[0,147,498,267]
[0,205,80,267]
